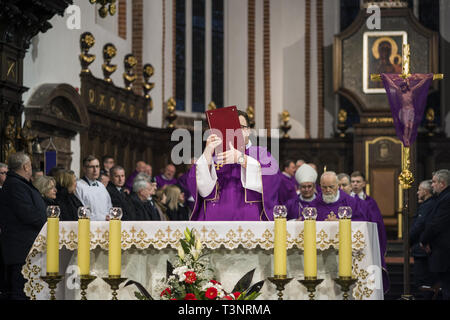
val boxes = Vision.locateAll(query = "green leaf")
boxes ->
[125,280,153,300]
[232,268,255,293]
[245,279,265,296]
[180,239,190,254]
[167,260,174,278]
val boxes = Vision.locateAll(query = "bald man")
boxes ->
[314,171,366,221]
[125,161,147,192]
[155,164,177,189]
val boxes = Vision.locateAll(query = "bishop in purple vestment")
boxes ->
[286,164,319,220]
[185,111,280,221]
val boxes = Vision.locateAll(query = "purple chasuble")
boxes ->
[155,174,178,189]
[125,170,139,192]
[286,195,318,220]
[381,73,433,147]
[278,173,298,206]
[177,172,195,211]
[186,146,280,221]
[314,190,366,221]
[355,195,390,293]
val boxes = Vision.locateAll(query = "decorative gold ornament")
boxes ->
[143,63,155,111]
[166,98,177,129]
[123,54,138,90]
[425,108,436,136]
[208,101,216,110]
[246,106,256,128]
[280,110,292,139]
[337,108,348,138]
[90,0,117,18]
[399,147,413,189]
[79,32,96,73]
[102,43,117,83]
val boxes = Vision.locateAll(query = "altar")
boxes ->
[22,221,383,300]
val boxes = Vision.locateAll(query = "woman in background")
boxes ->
[33,176,57,207]
[164,185,190,221]
[54,171,83,221]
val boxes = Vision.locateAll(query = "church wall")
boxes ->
[22,0,134,174]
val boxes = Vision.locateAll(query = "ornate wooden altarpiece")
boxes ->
[333,5,440,232]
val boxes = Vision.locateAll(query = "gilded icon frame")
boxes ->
[362,31,408,94]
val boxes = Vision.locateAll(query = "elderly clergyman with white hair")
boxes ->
[314,171,366,221]
[0,152,47,300]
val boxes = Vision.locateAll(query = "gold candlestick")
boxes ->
[102,276,127,300]
[334,277,357,300]
[40,274,64,300]
[80,274,97,300]
[267,276,293,300]
[298,277,324,300]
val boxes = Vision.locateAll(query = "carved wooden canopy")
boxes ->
[25,83,90,137]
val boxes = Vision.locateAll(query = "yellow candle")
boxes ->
[46,217,59,274]
[78,218,91,275]
[339,218,352,278]
[303,220,317,278]
[274,217,287,277]
[108,219,122,277]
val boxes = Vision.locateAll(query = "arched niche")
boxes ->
[25,83,90,170]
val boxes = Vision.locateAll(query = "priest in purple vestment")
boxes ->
[278,160,299,206]
[186,110,280,221]
[125,160,147,192]
[350,171,390,294]
[286,164,318,220]
[155,164,178,189]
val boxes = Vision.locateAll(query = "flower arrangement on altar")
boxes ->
[125,228,264,300]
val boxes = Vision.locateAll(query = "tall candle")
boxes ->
[46,217,59,274]
[108,219,121,277]
[274,216,287,277]
[78,218,91,275]
[303,220,317,278]
[339,218,352,278]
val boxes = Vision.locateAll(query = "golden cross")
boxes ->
[214,162,223,171]
[370,44,444,81]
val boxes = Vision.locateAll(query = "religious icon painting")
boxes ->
[363,31,408,94]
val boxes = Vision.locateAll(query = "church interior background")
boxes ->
[1,0,449,300]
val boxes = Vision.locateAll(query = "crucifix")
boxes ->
[371,43,444,300]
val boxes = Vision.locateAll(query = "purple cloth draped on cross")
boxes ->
[380,73,434,147]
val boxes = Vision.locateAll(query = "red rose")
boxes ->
[233,292,241,299]
[184,293,197,300]
[223,295,233,300]
[210,279,221,285]
[205,287,218,300]
[184,271,197,284]
[160,288,171,297]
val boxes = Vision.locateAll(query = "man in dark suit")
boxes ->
[420,169,450,300]
[0,152,46,300]
[106,166,136,221]
[130,180,161,221]
[410,180,437,297]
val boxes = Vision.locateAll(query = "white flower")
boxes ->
[195,239,202,251]
[177,245,185,260]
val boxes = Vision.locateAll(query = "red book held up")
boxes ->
[205,106,245,154]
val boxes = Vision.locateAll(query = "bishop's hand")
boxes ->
[216,142,243,165]
[204,134,222,164]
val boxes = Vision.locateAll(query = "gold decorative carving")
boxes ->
[280,110,291,139]
[166,97,177,129]
[102,43,117,83]
[79,32,96,73]
[143,63,155,111]
[123,54,138,91]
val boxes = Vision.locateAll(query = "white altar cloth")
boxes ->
[22,221,383,300]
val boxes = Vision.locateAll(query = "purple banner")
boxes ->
[381,73,433,147]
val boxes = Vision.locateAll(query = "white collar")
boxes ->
[282,172,292,178]
[350,191,366,200]
[300,193,316,202]
[245,141,252,150]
